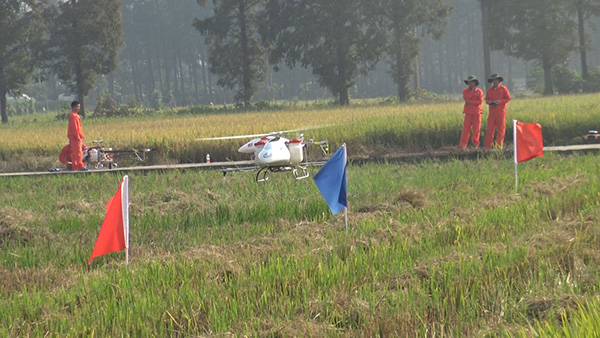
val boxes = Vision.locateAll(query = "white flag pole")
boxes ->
[513,120,518,192]
[122,175,130,267]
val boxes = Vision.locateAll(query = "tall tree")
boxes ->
[375,0,451,101]
[504,0,577,95]
[48,0,123,117]
[480,0,491,90]
[195,0,266,107]
[264,0,385,105]
[0,0,46,124]
[573,0,600,84]
[479,0,511,89]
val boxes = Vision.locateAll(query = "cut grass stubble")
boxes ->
[1,152,600,335]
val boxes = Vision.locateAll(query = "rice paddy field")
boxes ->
[1,93,600,171]
[2,94,600,336]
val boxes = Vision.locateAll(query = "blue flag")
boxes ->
[313,144,347,215]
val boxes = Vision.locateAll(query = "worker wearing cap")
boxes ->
[484,73,511,149]
[459,75,483,148]
[67,101,88,171]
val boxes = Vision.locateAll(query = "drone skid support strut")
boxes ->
[254,164,310,183]
[255,167,271,183]
[292,165,309,180]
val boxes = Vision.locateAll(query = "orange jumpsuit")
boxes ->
[59,143,86,168]
[484,84,511,148]
[68,111,85,170]
[459,87,483,148]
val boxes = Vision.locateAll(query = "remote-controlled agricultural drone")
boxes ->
[197,128,329,182]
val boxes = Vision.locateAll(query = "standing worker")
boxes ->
[68,101,88,171]
[459,75,483,148]
[484,73,511,149]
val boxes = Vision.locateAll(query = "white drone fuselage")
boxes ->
[238,136,304,167]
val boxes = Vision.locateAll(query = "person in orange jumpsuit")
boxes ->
[67,101,88,171]
[459,75,483,148]
[484,73,511,149]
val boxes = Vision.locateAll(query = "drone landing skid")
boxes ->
[293,166,309,180]
[255,167,271,183]
[254,165,310,183]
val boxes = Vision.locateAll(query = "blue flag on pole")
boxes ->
[313,144,347,215]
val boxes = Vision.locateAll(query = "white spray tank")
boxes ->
[88,148,99,162]
[288,138,304,165]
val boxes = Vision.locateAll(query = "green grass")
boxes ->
[2,151,600,335]
[527,298,600,337]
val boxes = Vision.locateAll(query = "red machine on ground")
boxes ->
[52,140,153,172]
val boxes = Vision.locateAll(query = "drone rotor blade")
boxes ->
[197,124,338,141]
[196,132,271,141]
[269,124,337,136]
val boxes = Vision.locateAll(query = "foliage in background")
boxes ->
[551,63,583,94]
[503,0,578,95]
[0,0,46,124]
[585,66,600,92]
[91,93,156,119]
[194,0,266,107]
[47,0,123,117]
[264,0,385,106]
[375,0,451,101]
[571,0,600,83]
[120,0,212,107]
[528,64,600,94]
[151,89,163,110]
[6,99,36,117]
[4,0,600,112]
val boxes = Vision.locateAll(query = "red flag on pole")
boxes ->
[88,176,129,265]
[515,121,544,163]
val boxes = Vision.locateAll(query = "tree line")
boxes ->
[195,0,451,106]
[1,0,600,123]
[1,0,123,122]
[196,0,600,106]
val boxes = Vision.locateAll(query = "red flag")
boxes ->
[88,180,126,265]
[516,121,544,163]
